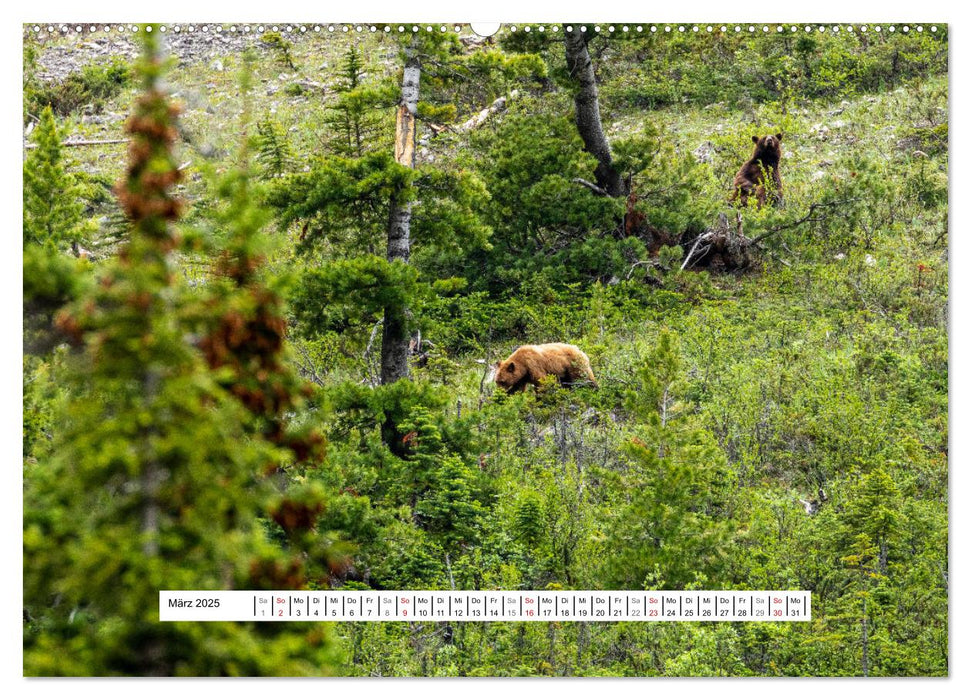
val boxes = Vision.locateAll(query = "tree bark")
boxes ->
[381,44,420,387]
[563,28,625,198]
[861,595,869,677]
[140,370,161,557]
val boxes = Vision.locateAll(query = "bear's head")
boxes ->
[751,133,783,163]
[494,358,527,392]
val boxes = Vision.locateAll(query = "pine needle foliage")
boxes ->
[324,45,396,157]
[254,117,295,177]
[603,330,737,589]
[23,106,84,249]
[22,106,90,354]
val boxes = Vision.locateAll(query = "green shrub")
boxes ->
[26,58,130,117]
[260,31,296,70]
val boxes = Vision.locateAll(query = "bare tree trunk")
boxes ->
[140,370,161,557]
[861,595,869,677]
[381,43,420,387]
[563,28,625,198]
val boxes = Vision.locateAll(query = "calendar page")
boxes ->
[21,15,948,679]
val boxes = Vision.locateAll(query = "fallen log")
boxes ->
[455,92,514,132]
[426,91,518,138]
[24,138,128,149]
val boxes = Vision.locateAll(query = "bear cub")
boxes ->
[494,343,597,393]
[732,133,784,208]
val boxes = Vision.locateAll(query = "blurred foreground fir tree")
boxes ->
[198,54,347,590]
[23,27,341,676]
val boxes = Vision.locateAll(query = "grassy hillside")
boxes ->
[23,24,947,676]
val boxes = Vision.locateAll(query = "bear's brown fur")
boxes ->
[494,343,597,393]
[732,133,784,208]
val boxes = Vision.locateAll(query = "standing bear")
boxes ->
[732,133,784,208]
[494,343,598,393]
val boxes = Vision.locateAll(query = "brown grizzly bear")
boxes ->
[732,133,784,208]
[494,343,597,393]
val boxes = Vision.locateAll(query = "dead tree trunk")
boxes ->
[680,198,853,271]
[680,212,753,272]
[564,27,625,198]
[381,43,420,387]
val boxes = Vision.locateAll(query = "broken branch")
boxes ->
[573,177,610,197]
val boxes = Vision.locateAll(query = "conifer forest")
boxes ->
[22,22,948,676]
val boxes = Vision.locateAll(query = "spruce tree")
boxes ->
[23,26,339,676]
[603,330,737,588]
[23,106,84,249]
[23,105,89,354]
[254,117,295,177]
[324,44,395,157]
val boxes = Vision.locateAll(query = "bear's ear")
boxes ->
[775,132,783,141]
[752,135,759,144]
[505,361,515,373]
